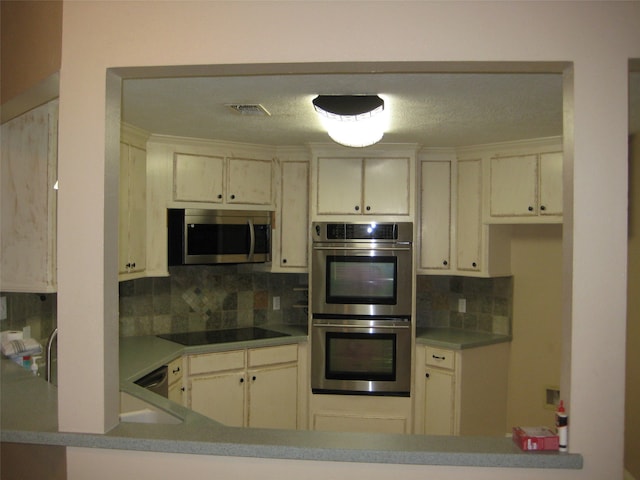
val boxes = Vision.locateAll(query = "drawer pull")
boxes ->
[172,366,181,374]
[432,355,446,360]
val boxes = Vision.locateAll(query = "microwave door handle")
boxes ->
[248,219,255,260]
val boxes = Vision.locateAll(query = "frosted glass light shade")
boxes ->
[313,95,385,148]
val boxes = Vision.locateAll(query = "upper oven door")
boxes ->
[311,242,412,316]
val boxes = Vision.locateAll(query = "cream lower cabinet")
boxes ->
[187,344,299,429]
[167,357,185,405]
[414,343,510,436]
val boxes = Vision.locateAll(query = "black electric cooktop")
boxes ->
[157,327,290,346]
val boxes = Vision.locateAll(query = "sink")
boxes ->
[119,392,182,425]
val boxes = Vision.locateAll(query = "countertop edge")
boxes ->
[0,429,583,470]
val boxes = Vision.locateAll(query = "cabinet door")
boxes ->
[490,155,538,216]
[174,153,224,202]
[539,152,563,216]
[119,143,146,276]
[247,363,298,429]
[119,143,132,275]
[128,145,147,273]
[168,381,185,405]
[363,158,410,215]
[316,157,362,214]
[456,159,482,272]
[424,368,456,435]
[227,157,273,205]
[280,161,309,269]
[420,161,451,270]
[1,100,58,292]
[189,371,245,427]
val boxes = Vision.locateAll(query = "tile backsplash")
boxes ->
[0,293,57,342]
[416,275,512,335]
[1,273,510,341]
[119,265,308,337]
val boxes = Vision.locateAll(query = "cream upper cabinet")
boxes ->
[419,160,451,271]
[316,157,362,214]
[489,152,562,220]
[173,153,272,206]
[227,157,273,205]
[456,159,482,273]
[119,131,147,280]
[538,152,563,216]
[414,343,509,436]
[1,100,58,293]
[174,153,224,202]
[315,156,410,216]
[363,158,410,215]
[276,160,309,271]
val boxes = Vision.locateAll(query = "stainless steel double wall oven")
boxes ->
[310,222,413,396]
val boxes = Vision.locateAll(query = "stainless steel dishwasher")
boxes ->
[134,365,169,398]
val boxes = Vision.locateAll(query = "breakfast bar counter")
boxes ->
[1,327,581,471]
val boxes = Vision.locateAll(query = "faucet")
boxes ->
[45,327,58,383]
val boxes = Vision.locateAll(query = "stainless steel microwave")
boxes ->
[167,209,271,265]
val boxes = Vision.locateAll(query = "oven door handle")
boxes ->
[312,322,411,329]
[311,244,411,252]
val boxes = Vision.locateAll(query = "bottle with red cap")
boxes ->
[556,400,568,452]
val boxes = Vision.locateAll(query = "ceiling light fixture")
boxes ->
[312,95,385,148]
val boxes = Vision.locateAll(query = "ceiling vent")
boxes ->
[225,104,271,116]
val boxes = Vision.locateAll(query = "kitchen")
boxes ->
[4,73,568,443]
[1,1,640,478]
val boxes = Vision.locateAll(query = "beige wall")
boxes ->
[52,1,640,479]
[0,0,62,105]
[626,133,640,479]
[507,225,563,429]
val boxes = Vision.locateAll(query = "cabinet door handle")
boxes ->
[252,375,257,382]
[282,258,287,264]
[432,355,446,360]
[217,194,223,199]
[472,262,477,268]
[354,205,360,211]
[239,377,244,383]
[366,205,371,211]
[172,366,181,374]
[528,206,534,211]
[443,260,448,266]
[425,373,430,378]
[230,194,236,200]
[540,205,546,211]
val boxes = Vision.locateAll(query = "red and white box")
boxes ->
[512,426,560,451]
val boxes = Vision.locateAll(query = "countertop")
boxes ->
[416,327,512,350]
[1,325,581,470]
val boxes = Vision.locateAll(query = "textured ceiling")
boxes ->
[122,72,640,148]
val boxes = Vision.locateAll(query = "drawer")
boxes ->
[189,349,245,375]
[425,346,455,371]
[248,344,298,367]
[167,357,183,384]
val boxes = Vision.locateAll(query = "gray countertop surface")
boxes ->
[416,327,512,350]
[1,325,581,470]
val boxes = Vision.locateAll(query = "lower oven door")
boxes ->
[311,317,412,396]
